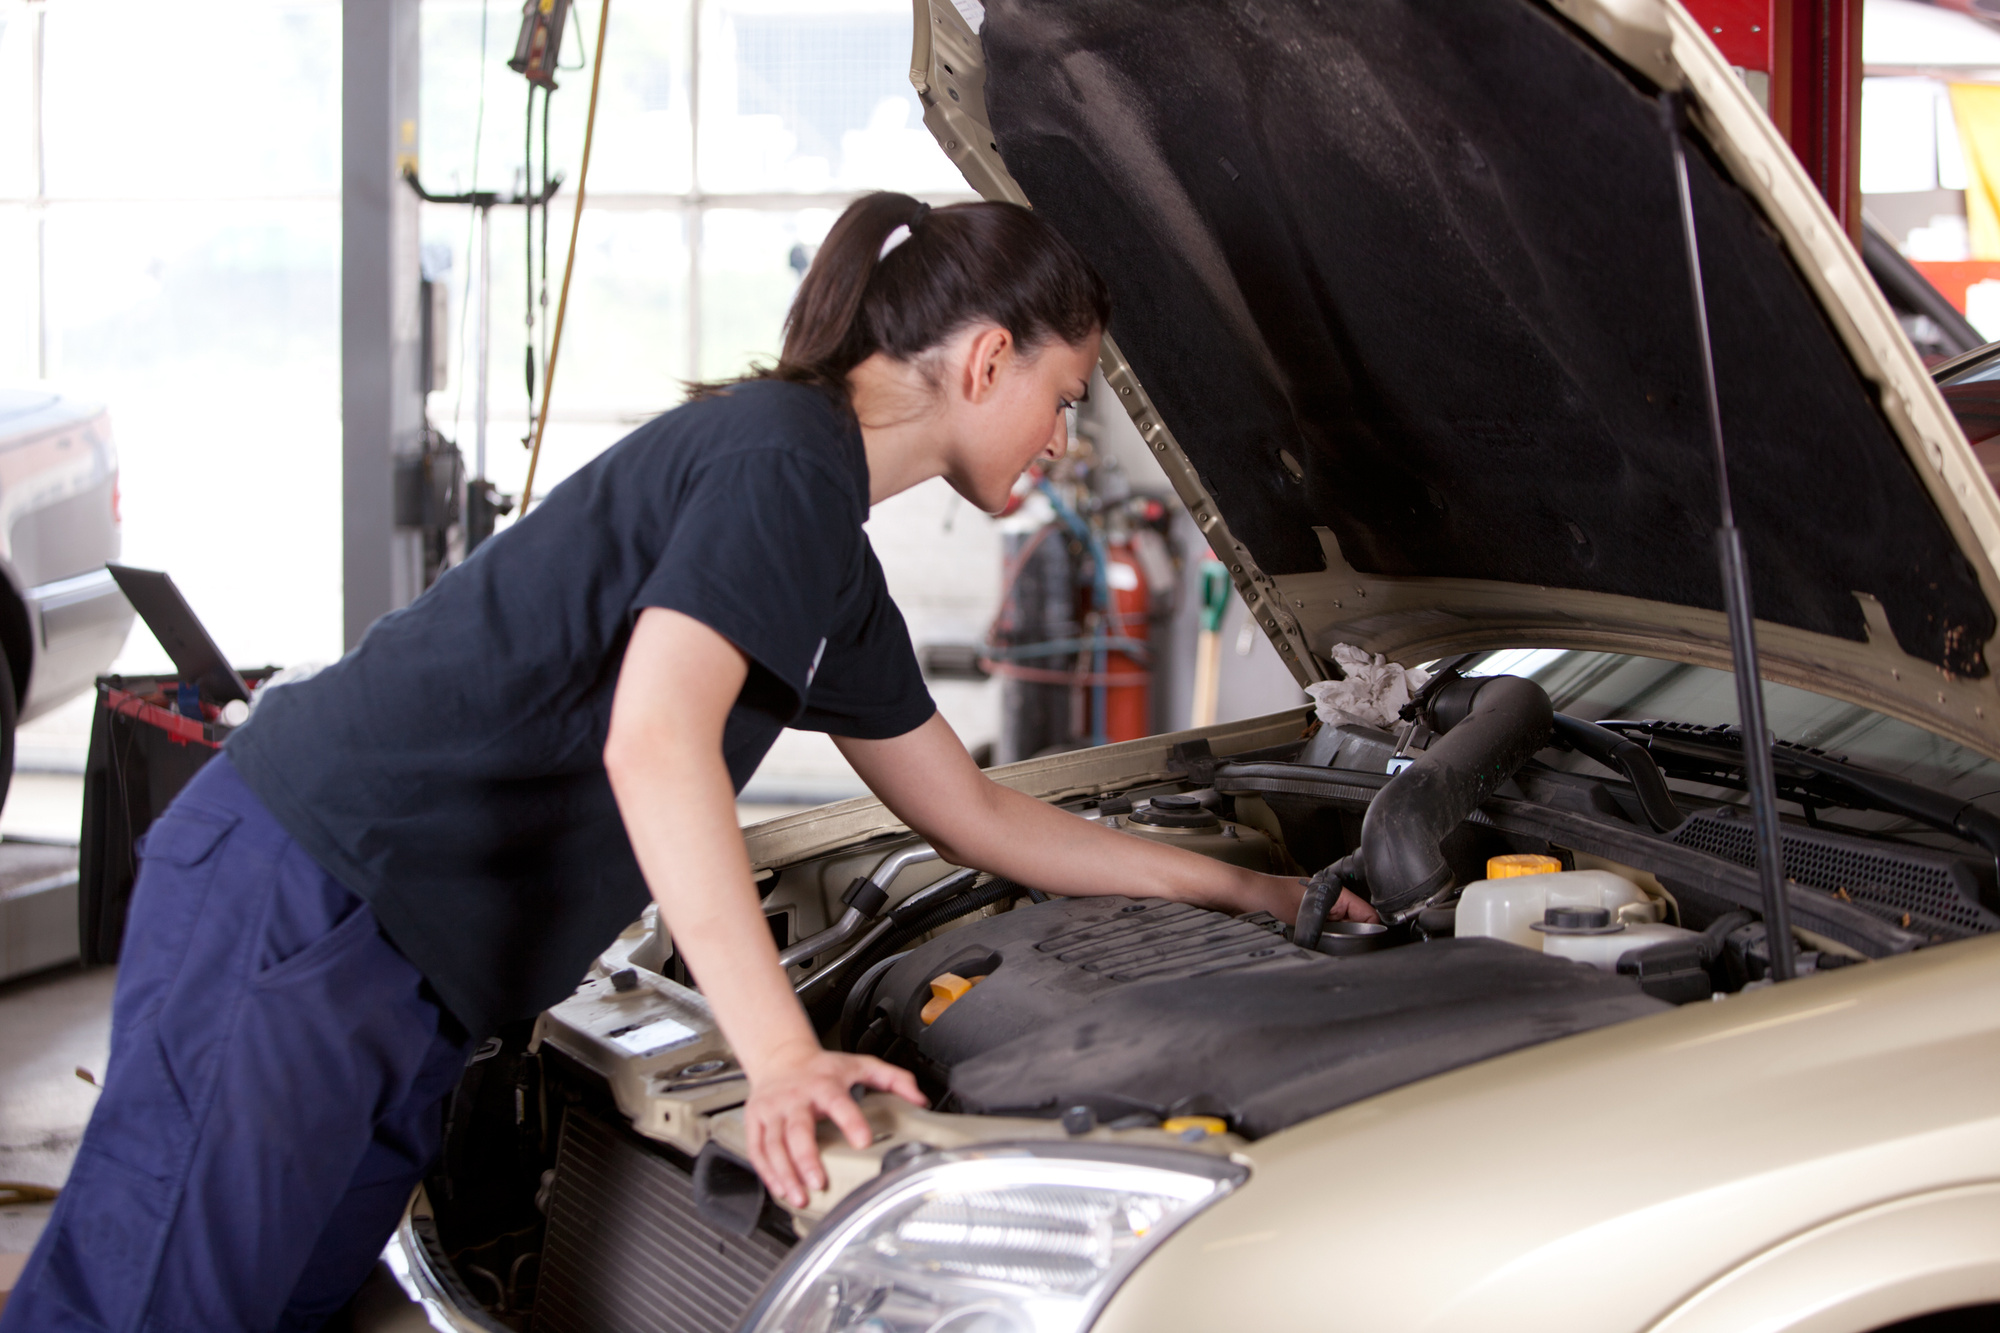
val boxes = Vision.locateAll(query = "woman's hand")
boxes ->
[743,1046,928,1208]
[1227,870,1381,924]
[1326,885,1380,923]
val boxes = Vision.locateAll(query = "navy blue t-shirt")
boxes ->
[228,381,936,1038]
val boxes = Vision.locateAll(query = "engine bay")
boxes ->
[412,671,2000,1330]
[859,898,1667,1137]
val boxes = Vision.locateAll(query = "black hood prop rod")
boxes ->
[1659,91,1798,982]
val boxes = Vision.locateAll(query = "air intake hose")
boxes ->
[1360,674,1555,918]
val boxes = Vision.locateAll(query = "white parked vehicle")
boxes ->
[0,389,134,799]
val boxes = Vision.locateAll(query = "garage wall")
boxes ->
[0,0,1299,788]
[0,0,345,695]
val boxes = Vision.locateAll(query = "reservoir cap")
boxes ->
[1486,853,1564,879]
[1532,905,1624,935]
[1129,793,1223,830]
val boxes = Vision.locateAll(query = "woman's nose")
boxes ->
[1043,415,1069,460]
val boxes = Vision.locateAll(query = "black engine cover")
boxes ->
[873,897,1669,1138]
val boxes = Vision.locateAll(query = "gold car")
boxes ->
[382,1,2000,1329]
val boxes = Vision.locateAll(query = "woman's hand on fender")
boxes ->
[743,1046,928,1209]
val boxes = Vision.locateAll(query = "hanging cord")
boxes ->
[449,0,491,441]
[523,84,537,424]
[539,80,553,382]
[521,0,610,512]
[1034,478,1115,746]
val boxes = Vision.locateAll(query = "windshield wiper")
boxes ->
[1597,718,2000,906]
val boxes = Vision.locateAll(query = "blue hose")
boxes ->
[1035,479,1113,746]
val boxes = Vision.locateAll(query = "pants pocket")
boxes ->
[251,898,379,986]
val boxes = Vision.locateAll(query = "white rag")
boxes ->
[1305,645,1432,731]
[247,660,328,714]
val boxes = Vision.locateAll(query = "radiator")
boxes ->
[534,1106,791,1333]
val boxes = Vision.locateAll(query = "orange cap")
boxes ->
[1486,853,1564,879]
[920,972,985,1025]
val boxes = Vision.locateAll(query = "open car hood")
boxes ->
[911,0,2000,760]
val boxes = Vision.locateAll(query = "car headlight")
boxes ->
[741,1142,1247,1333]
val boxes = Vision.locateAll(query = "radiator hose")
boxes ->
[1361,674,1555,919]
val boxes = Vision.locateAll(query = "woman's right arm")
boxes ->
[604,607,925,1209]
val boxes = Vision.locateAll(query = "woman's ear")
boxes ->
[960,325,1015,405]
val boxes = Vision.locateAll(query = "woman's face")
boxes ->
[944,329,1102,513]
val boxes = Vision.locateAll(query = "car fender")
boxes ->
[1647,1181,2000,1333]
[1091,937,2000,1333]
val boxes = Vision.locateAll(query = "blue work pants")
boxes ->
[2,754,472,1332]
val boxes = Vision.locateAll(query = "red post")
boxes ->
[1681,0,1864,245]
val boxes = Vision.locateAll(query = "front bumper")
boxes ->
[383,1187,510,1333]
[23,567,132,718]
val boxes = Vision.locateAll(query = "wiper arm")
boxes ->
[1550,714,1685,833]
[1600,719,2000,899]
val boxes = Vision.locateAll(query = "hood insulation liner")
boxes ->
[981,0,1992,677]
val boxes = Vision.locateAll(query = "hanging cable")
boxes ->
[1034,478,1114,747]
[520,0,610,511]
[540,81,553,384]
[523,84,540,429]
[450,0,491,442]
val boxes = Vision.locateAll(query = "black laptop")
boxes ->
[105,564,252,704]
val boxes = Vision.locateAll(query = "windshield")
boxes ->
[1466,649,2000,836]
[1934,347,2000,490]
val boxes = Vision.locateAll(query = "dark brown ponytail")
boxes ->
[692,192,1110,402]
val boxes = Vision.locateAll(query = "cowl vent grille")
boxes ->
[1669,810,1999,939]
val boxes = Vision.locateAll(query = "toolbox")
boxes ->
[78,565,272,965]
[77,670,275,965]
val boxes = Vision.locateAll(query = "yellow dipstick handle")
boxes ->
[919,972,984,1025]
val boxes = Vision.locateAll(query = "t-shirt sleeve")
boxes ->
[633,450,855,722]
[794,542,937,739]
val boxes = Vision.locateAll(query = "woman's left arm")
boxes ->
[836,714,1377,923]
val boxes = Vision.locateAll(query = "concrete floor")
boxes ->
[0,763,815,1309]
[0,963,112,1255]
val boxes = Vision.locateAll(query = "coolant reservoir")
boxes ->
[1456,866,1656,950]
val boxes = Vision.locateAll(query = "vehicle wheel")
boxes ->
[0,643,18,817]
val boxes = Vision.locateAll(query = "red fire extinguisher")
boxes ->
[1100,541,1151,743]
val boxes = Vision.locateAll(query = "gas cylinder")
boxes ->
[1100,542,1151,742]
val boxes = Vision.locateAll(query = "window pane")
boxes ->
[0,4,35,200]
[698,0,963,195]
[41,0,339,200]
[697,206,831,380]
[589,1,695,195]
[549,208,690,412]
[422,0,540,199]
[0,207,36,380]
[422,202,688,464]
[423,0,693,199]
[42,200,342,670]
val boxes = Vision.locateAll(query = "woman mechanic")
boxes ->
[4,192,1376,1333]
